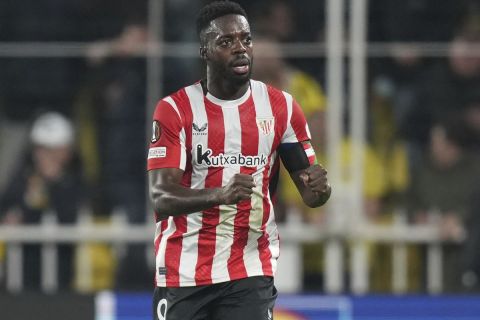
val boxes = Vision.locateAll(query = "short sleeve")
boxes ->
[281,97,311,144]
[147,99,186,171]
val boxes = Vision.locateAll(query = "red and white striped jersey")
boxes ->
[147,79,311,287]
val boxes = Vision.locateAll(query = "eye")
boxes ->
[244,36,252,45]
[219,39,232,47]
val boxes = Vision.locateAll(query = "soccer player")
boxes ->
[147,1,331,319]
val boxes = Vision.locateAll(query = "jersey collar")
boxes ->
[205,82,251,107]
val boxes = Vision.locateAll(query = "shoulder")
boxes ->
[250,79,293,105]
[156,82,202,115]
[251,79,290,95]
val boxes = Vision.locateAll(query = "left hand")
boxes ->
[299,164,330,195]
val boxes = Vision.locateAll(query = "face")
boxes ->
[252,40,285,88]
[449,37,480,77]
[33,145,73,180]
[202,14,253,84]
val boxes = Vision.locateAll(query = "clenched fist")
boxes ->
[220,173,256,205]
[299,164,331,206]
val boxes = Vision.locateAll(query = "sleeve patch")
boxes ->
[148,147,167,159]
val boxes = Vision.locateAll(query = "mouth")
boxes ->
[231,59,250,75]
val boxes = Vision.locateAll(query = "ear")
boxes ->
[200,47,208,61]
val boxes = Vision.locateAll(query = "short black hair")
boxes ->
[196,1,248,37]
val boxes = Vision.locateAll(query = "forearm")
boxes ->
[148,169,255,217]
[150,183,224,217]
[280,142,331,207]
[288,164,331,208]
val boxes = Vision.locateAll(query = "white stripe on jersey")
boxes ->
[280,91,297,143]
[163,96,181,118]
[163,96,187,170]
[156,218,176,286]
[187,84,210,189]
[305,122,312,140]
[251,81,276,156]
[185,83,208,176]
[211,106,241,282]
[174,83,209,286]
[244,80,275,276]
[305,146,316,157]
[153,80,302,286]
[265,154,280,274]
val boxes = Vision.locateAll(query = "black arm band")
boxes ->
[279,142,310,173]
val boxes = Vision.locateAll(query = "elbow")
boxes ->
[152,197,169,216]
[150,190,176,217]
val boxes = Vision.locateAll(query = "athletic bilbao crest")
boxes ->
[256,117,274,135]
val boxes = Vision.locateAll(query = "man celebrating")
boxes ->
[148,1,331,319]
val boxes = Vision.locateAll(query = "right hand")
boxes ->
[220,173,255,205]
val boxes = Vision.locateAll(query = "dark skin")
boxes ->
[149,14,330,219]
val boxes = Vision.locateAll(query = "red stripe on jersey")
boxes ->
[266,85,288,208]
[194,99,225,285]
[162,88,194,287]
[256,86,288,275]
[164,216,187,286]
[172,89,194,186]
[267,85,289,150]
[148,99,183,170]
[227,96,257,279]
[153,220,167,285]
[258,163,273,275]
[269,157,281,205]
[154,220,168,257]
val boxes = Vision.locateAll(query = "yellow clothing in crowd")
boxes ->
[287,70,326,115]
[278,68,411,292]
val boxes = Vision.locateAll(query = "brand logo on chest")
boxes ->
[192,122,207,135]
[195,144,267,167]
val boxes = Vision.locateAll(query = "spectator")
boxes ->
[250,0,295,42]
[252,38,409,291]
[79,22,152,290]
[408,119,480,292]
[369,0,471,155]
[0,0,88,192]
[252,38,327,223]
[401,15,480,166]
[0,112,85,290]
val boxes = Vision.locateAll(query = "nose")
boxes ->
[232,39,247,54]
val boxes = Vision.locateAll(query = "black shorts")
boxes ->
[153,276,277,320]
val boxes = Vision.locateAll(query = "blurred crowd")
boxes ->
[0,0,479,294]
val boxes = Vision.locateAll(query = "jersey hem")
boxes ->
[155,271,274,287]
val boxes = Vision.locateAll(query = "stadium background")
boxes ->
[1,0,480,319]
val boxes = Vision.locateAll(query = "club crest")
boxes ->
[256,118,274,135]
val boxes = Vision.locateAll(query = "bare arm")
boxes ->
[148,168,256,218]
[279,142,331,208]
[290,165,331,208]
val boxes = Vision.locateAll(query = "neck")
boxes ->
[205,69,249,100]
